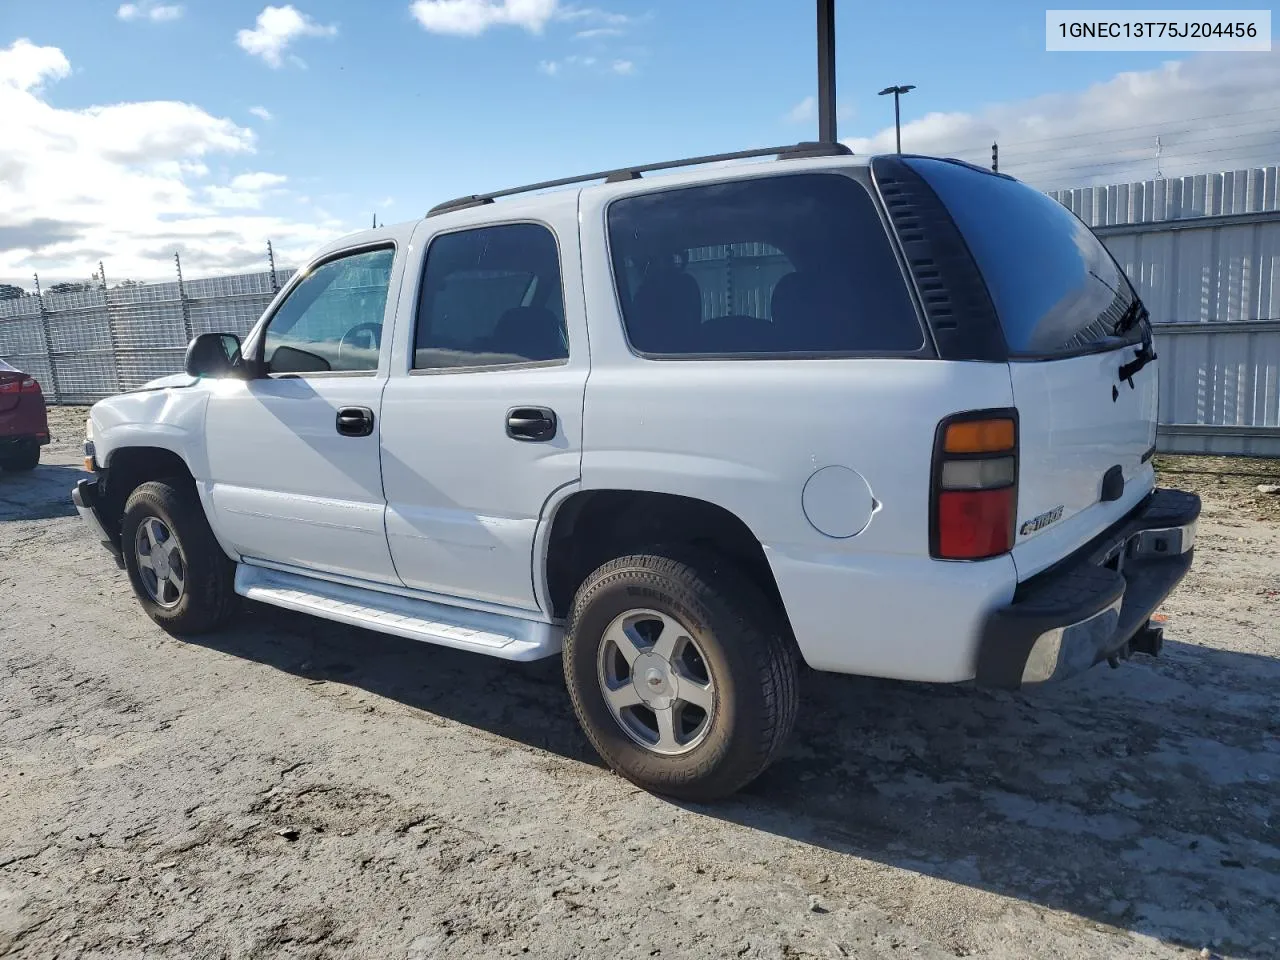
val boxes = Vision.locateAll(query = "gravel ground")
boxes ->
[1,408,1277,959]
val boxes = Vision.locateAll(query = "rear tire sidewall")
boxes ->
[0,440,39,471]
[121,480,234,635]
[564,553,787,800]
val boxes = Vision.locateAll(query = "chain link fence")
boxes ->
[0,268,294,404]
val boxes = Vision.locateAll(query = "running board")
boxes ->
[234,564,561,661]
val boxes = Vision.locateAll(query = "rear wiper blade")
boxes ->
[1112,297,1147,336]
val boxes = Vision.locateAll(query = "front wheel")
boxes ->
[121,480,238,635]
[563,549,798,801]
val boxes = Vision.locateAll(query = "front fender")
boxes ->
[92,386,212,479]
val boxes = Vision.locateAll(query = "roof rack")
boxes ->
[426,141,852,217]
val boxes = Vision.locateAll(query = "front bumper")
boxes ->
[975,488,1200,689]
[72,478,123,567]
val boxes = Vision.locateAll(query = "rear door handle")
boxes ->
[506,406,557,442]
[336,406,374,437]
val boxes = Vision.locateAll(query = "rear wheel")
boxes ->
[563,549,798,801]
[121,480,238,635]
[0,439,39,471]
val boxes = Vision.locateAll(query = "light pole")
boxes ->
[878,84,915,153]
[816,0,837,142]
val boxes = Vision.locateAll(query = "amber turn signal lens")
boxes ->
[944,418,1015,454]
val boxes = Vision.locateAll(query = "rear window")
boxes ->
[905,158,1139,357]
[607,173,924,356]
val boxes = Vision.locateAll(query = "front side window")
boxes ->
[263,247,394,374]
[607,173,923,357]
[414,223,568,370]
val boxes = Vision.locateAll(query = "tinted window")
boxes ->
[415,223,568,369]
[905,158,1140,357]
[264,247,394,373]
[607,174,923,356]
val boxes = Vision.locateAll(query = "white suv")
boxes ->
[73,143,1199,799]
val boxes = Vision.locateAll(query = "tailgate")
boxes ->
[1010,349,1158,578]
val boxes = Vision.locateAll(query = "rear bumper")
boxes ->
[0,434,49,447]
[72,478,123,567]
[975,488,1199,689]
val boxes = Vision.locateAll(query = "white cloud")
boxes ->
[786,96,815,124]
[573,26,622,39]
[249,105,273,121]
[236,5,337,69]
[537,59,559,75]
[0,40,343,284]
[379,196,394,208]
[610,59,633,75]
[117,2,184,22]
[558,6,630,26]
[410,0,630,36]
[0,38,71,91]
[842,51,1280,190]
[410,0,558,36]
[231,171,287,191]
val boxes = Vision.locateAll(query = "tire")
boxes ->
[563,548,798,801]
[121,480,238,635]
[0,440,39,471]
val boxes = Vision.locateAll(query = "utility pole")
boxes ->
[878,84,915,154]
[816,0,837,142]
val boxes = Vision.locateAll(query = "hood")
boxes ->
[131,373,198,393]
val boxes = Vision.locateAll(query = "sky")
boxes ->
[0,0,1277,286]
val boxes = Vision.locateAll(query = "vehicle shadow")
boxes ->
[0,462,86,521]
[188,604,1280,957]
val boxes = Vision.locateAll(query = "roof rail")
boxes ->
[426,141,852,217]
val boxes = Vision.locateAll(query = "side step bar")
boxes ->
[234,564,562,661]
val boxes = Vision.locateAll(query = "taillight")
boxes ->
[0,377,40,394]
[931,411,1018,560]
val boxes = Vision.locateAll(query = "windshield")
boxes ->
[905,158,1141,357]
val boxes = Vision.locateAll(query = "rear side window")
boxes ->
[414,223,568,370]
[607,173,923,356]
[905,158,1140,357]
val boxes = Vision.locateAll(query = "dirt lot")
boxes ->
[2,407,1277,959]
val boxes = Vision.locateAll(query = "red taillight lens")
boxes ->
[0,377,40,394]
[937,487,1015,559]
[932,411,1018,560]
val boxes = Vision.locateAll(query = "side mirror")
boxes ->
[184,332,242,378]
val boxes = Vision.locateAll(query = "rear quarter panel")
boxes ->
[577,179,1019,681]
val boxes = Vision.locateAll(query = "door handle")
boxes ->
[336,406,374,437]
[506,406,557,442]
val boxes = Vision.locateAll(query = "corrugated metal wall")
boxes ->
[1052,166,1280,456]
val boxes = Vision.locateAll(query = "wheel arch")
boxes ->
[539,487,787,625]
[98,445,198,544]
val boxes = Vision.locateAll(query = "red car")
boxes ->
[0,359,49,471]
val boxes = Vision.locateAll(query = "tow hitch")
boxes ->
[1105,621,1164,668]
[1129,622,1164,657]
